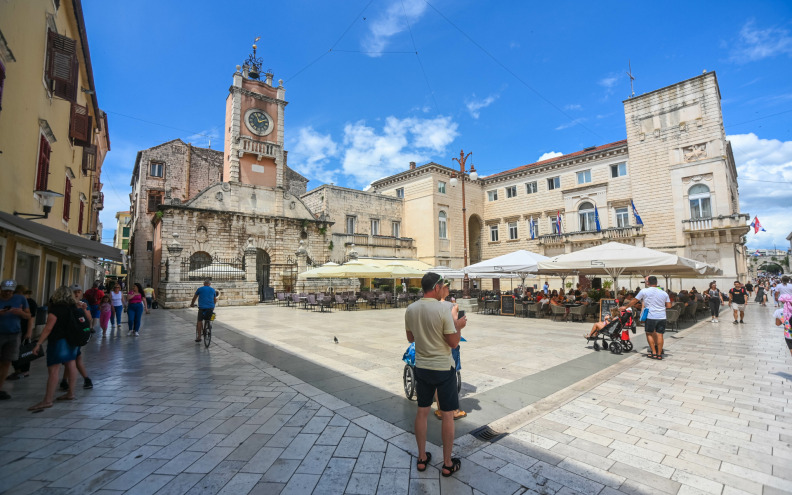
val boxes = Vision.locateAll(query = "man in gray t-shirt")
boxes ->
[624,276,671,360]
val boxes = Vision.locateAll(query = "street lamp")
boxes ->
[450,149,478,299]
[14,190,64,220]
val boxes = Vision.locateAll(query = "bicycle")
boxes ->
[199,308,215,347]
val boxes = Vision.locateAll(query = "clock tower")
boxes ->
[224,43,287,188]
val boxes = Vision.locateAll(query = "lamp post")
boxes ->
[449,149,478,299]
[14,190,64,220]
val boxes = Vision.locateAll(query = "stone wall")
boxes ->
[158,281,259,308]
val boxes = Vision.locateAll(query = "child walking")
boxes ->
[99,295,112,337]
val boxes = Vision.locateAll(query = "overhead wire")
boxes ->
[400,0,440,114]
[422,0,605,141]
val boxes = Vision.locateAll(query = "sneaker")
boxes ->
[60,378,69,390]
[0,390,11,400]
[739,320,744,324]
[127,330,133,336]
[714,318,718,323]
[134,332,140,337]
[733,320,738,325]
[83,378,93,389]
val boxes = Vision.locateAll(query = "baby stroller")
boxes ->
[587,309,635,355]
[402,338,465,400]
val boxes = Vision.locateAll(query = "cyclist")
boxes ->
[190,279,217,343]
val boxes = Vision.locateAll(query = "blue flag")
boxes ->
[631,199,643,226]
[529,216,535,240]
[594,206,601,232]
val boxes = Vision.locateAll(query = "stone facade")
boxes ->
[369,72,750,281]
[128,139,224,286]
[301,185,416,261]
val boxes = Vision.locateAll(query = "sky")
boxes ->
[83,0,792,251]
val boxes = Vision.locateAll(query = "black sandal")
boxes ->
[416,452,431,472]
[645,353,655,359]
[441,458,461,477]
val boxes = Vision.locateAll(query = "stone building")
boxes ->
[368,72,750,282]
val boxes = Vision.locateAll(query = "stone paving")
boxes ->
[0,301,789,494]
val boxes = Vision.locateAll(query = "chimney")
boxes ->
[409,161,416,170]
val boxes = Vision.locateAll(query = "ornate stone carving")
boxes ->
[683,143,707,162]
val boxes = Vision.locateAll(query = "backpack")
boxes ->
[65,307,92,347]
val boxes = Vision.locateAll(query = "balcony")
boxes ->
[332,233,414,249]
[682,214,750,232]
[538,226,643,245]
[239,137,279,159]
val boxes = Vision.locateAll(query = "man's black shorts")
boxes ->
[645,318,667,334]
[414,367,459,411]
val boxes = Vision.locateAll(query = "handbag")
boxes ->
[640,307,650,322]
[12,339,43,368]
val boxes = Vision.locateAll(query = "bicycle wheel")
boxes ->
[203,319,212,347]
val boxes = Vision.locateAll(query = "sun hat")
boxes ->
[1,279,16,291]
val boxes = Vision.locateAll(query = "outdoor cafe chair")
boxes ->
[666,308,681,332]
[550,304,567,322]
[306,294,319,311]
[569,304,587,322]
[317,294,333,312]
[276,292,287,307]
[290,293,300,308]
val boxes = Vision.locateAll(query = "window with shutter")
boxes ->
[63,176,72,221]
[46,30,78,102]
[69,103,92,147]
[147,192,162,212]
[36,135,51,191]
[78,201,84,234]
[81,145,97,173]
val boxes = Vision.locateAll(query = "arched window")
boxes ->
[189,251,212,271]
[438,211,448,239]
[578,201,596,232]
[689,184,711,219]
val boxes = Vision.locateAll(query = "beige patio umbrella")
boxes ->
[297,262,339,279]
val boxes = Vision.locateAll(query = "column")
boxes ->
[166,234,183,282]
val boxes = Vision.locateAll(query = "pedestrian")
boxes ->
[110,283,124,330]
[624,275,670,360]
[124,283,147,336]
[28,286,86,411]
[728,281,748,324]
[83,281,104,333]
[706,281,724,323]
[755,283,767,306]
[143,283,155,309]
[405,273,466,478]
[59,285,93,391]
[776,276,792,306]
[9,286,37,380]
[744,280,754,302]
[0,280,31,400]
[98,295,112,337]
[774,305,792,357]
[435,290,467,420]
[543,281,549,295]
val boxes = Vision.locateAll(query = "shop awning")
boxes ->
[0,211,123,261]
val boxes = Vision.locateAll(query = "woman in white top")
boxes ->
[109,284,125,330]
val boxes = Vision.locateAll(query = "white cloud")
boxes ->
[362,0,427,56]
[537,151,563,162]
[509,41,520,49]
[730,20,792,63]
[185,127,220,149]
[564,104,582,111]
[729,132,792,250]
[342,116,458,184]
[599,75,618,89]
[465,93,499,119]
[555,118,586,131]
[290,127,340,184]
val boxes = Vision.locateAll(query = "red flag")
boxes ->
[753,216,764,234]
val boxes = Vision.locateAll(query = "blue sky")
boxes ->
[84,0,792,251]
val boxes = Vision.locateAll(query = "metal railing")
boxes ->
[181,255,245,281]
[240,136,279,158]
[538,226,643,244]
[682,214,749,232]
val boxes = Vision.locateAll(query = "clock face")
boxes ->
[244,109,273,136]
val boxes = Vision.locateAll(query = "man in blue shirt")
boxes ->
[0,279,31,400]
[190,279,217,343]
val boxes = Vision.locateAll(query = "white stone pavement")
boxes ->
[0,301,789,494]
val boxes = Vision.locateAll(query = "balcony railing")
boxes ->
[239,136,279,158]
[682,214,750,232]
[538,226,643,244]
[332,233,414,249]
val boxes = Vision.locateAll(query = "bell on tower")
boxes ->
[242,37,262,80]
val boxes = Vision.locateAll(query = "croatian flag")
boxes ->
[556,211,563,234]
[594,205,601,232]
[529,216,536,240]
[753,250,761,257]
[750,216,766,234]
[631,199,644,226]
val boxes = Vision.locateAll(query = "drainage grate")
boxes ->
[469,425,506,443]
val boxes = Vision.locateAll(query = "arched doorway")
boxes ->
[256,249,271,301]
[468,214,483,264]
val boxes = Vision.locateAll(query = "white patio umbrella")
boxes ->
[464,249,549,289]
[536,242,715,289]
[188,263,245,279]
